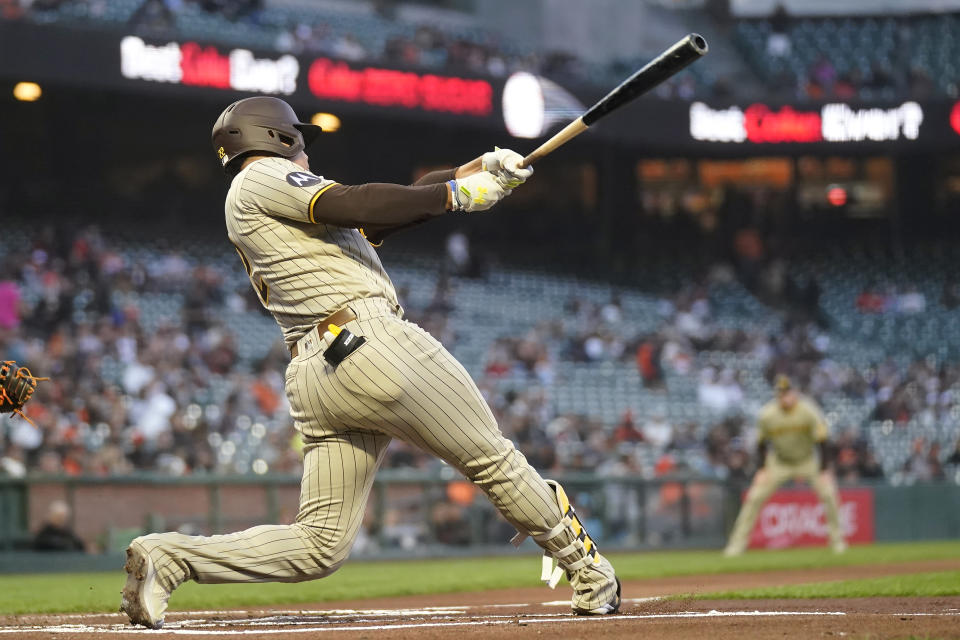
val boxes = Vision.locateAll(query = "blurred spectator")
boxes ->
[443,231,486,279]
[858,449,885,480]
[946,439,960,468]
[907,66,935,99]
[897,285,926,314]
[0,0,26,19]
[766,4,791,58]
[941,280,960,310]
[833,72,857,99]
[867,62,895,93]
[613,411,643,443]
[902,437,944,482]
[807,56,837,97]
[331,33,368,62]
[642,411,673,451]
[0,268,20,330]
[857,285,887,313]
[33,500,86,552]
[635,337,664,388]
[129,0,176,35]
[0,445,26,477]
[697,368,743,413]
[430,500,471,546]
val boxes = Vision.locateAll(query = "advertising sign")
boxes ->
[747,487,875,549]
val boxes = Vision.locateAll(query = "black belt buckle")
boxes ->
[323,328,366,367]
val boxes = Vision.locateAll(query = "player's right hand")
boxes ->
[451,172,508,213]
[482,147,534,189]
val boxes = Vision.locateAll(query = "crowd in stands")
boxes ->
[1,224,959,489]
[472,286,960,487]
[739,5,958,100]
[0,226,298,479]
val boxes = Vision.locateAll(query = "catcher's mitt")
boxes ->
[0,361,47,425]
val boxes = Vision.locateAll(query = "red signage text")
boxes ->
[180,42,231,89]
[743,104,823,143]
[308,58,492,117]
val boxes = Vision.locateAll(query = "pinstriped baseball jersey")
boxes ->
[225,156,399,347]
[757,397,829,464]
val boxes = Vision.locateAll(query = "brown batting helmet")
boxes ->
[211,97,322,175]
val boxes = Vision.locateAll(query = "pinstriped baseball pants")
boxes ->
[141,298,566,592]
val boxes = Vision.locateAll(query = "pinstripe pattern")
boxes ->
[290,305,564,535]
[130,162,618,614]
[138,430,389,591]
[224,157,397,348]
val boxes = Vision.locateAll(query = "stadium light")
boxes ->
[13,81,42,102]
[311,112,341,132]
[827,185,848,207]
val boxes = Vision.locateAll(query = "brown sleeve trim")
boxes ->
[310,182,448,228]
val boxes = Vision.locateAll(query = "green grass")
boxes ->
[699,570,960,599]
[0,540,958,615]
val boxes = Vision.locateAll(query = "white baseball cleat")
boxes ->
[120,540,170,629]
[832,540,848,554]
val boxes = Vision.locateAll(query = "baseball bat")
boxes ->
[518,33,708,168]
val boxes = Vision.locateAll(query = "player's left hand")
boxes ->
[451,172,508,213]
[482,147,534,189]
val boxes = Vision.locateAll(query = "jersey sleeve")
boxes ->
[412,167,457,186]
[238,157,338,223]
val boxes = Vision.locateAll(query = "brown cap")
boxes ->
[774,374,793,393]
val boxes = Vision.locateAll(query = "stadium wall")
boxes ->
[2,476,959,573]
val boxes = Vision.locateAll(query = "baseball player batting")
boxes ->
[119,97,620,629]
[723,375,847,556]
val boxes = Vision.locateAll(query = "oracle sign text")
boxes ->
[747,488,875,549]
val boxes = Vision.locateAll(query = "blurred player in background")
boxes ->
[723,375,846,556]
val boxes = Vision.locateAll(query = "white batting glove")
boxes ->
[450,172,508,213]
[481,147,534,189]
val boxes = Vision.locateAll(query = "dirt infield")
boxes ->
[2,560,959,639]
